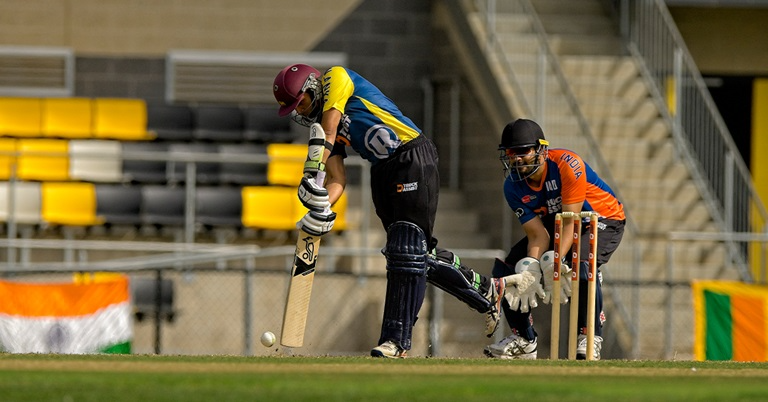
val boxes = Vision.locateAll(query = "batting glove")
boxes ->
[298,175,330,212]
[540,250,572,305]
[297,209,336,236]
[503,257,545,313]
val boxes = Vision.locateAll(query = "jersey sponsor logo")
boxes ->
[396,182,418,193]
[365,124,402,159]
[515,208,525,218]
[559,153,583,180]
[337,114,352,145]
[521,194,536,203]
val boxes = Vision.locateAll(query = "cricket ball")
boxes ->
[260,331,276,347]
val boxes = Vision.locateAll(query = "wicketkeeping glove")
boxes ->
[297,209,336,236]
[540,250,572,305]
[503,257,545,313]
[298,175,330,212]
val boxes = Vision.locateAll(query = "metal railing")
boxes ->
[614,0,768,281]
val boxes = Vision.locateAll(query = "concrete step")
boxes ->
[539,14,617,37]
[561,56,638,83]
[596,117,670,141]
[530,0,605,16]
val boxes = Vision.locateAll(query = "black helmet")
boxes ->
[498,119,547,150]
[498,119,549,182]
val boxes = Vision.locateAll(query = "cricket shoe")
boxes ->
[485,277,506,337]
[576,334,603,360]
[483,333,537,360]
[371,340,407,358]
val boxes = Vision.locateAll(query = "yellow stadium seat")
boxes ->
[267,143,307,186]
[0,97,42,137]
[93,98,153,140]
[41,97,93,139]
[241,185,348,232]
[0,138,18,180]
[241,186,303,230]
[17,139,69,181]
[41,182,103,226]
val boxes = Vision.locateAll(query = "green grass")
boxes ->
[2,354,768,401]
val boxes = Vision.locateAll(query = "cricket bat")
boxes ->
[280,123,327,348]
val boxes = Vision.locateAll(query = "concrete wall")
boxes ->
[669,6,768,76]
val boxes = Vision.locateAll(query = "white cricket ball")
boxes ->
[260,331,276,347]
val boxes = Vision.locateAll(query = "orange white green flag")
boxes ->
[693,280,768,361]
[0,276,132,354]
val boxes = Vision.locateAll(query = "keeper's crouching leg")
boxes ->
[379,221,428,351]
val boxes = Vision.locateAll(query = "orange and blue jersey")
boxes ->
[503,148,625,224]
[322,66,421,163]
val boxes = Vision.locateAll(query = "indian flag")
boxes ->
[693,280,768,361]
[0,275,132,354]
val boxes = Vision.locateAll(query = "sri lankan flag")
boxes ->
[0,275,131,354]
[693,280,768,361]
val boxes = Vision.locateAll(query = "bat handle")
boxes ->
[314,170,326,187]
[313,170,331,214]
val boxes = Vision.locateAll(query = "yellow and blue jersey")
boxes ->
[323,66,421,163]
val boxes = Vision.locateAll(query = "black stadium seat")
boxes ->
[217,143,269,186]
[95,184,142,226]
[146,104,194,141]
[196,186,243,228]
[193,105,244,142]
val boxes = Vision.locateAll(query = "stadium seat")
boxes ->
[243,106,292,143]
[95,184,142,226]
[93,98,153,141]
[217,143,268,186]
[193,105,244,142]
[121,142,168,184]
[146,103,194,141]
[41,182,103,226]
[69,140,122,182]
[41,97,93,139]
[140,185,186,227]
[16,138,69,181]
[0,181,41,224]
[167,143,220,184]
[0,138,17,180]
[241,186,303,230]
[266,143,307,186]
[0,97,42,137]
[196,186,243,228]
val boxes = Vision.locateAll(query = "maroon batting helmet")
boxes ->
[273,64,322,117]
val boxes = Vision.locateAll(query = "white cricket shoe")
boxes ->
[485,277,506,337]
[371,340,407,358]
[484,333,537,360]
[576,334,603,360]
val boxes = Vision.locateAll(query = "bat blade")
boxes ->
[280,122,327,348]
[280,230,322,348]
